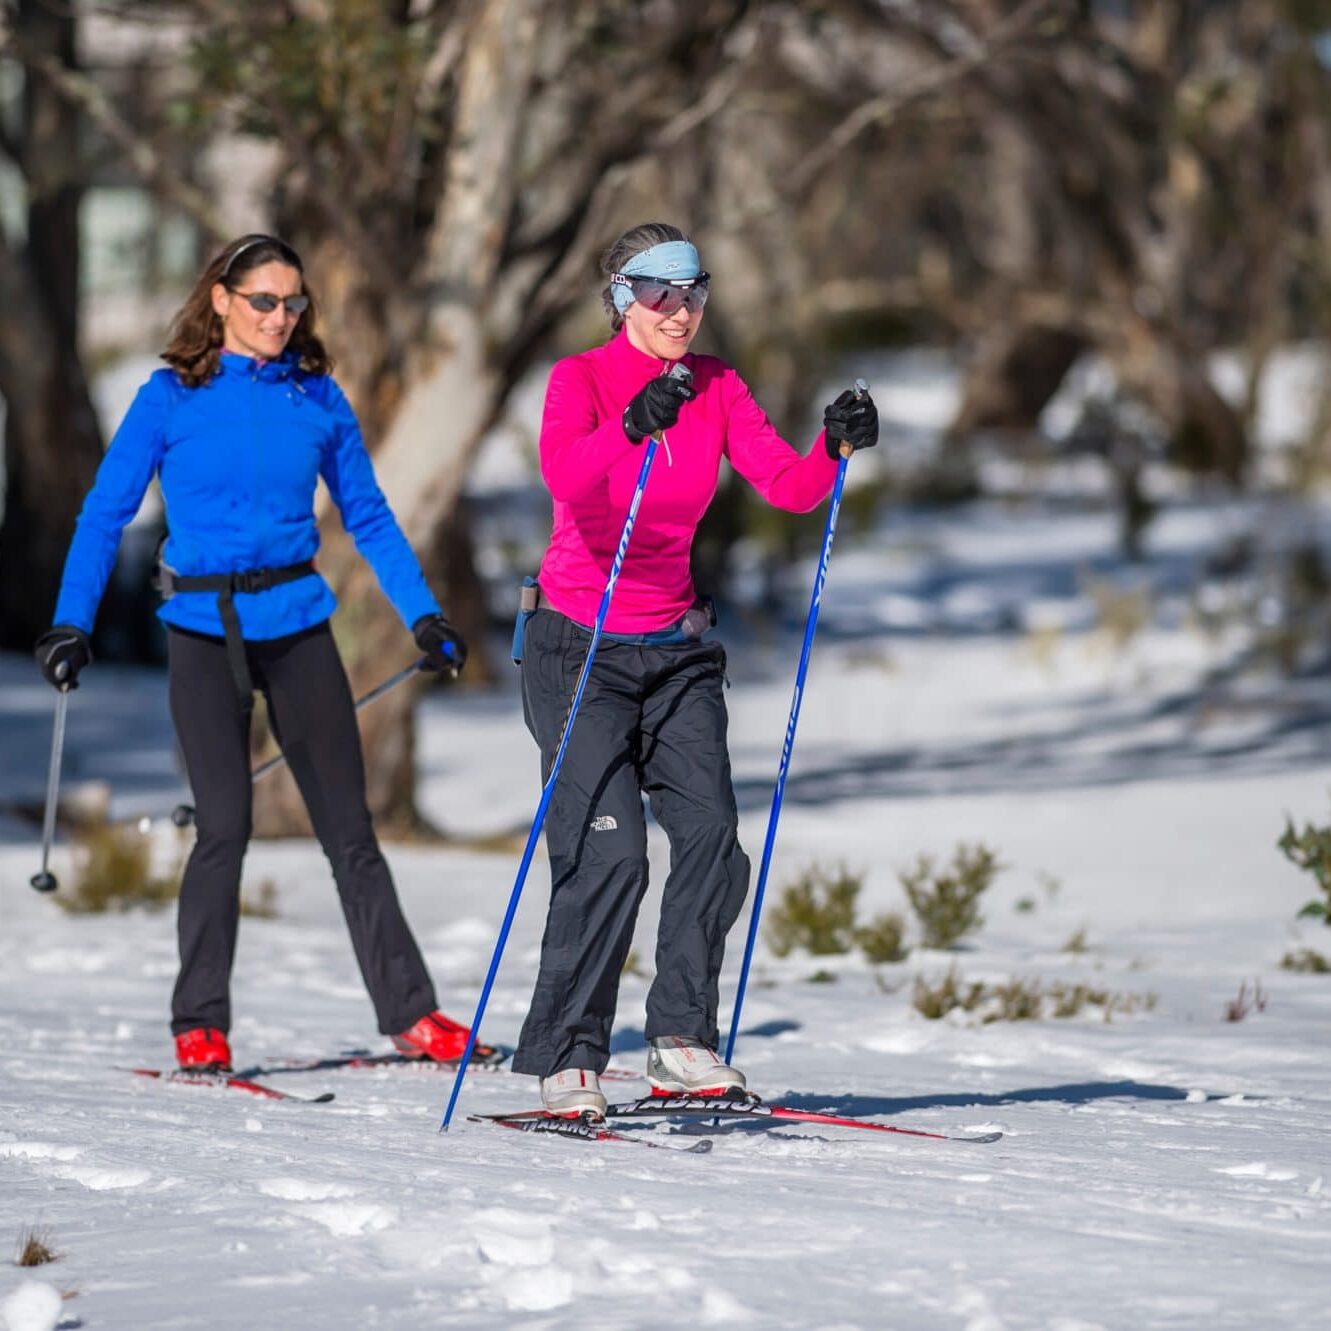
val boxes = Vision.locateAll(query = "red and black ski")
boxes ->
[122,1067,335,1104]
[479,1094,1001,1144]
[608,1094,1002,1142]
[467,1111,712,1153]
[238,1049,641,1082]
[238,1047,511,1077]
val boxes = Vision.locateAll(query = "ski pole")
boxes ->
[170,656,429,828]
[30,668,71,893]
[723,379,868,1064]
[439,362,693,1132]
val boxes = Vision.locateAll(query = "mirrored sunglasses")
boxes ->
[231,290,310,315]
[613,272,710,316]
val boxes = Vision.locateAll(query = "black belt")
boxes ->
[157,560,317,711]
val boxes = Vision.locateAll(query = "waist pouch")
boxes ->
[156,558,318,710]
[511,577,715,665]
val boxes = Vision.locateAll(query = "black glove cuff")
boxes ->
[623,407,647,444]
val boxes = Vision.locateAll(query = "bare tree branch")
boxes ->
[20,45,227,237]
[784,0,1061,195]
[189,0,415,287]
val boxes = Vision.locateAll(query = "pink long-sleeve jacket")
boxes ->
[536,328,839,633]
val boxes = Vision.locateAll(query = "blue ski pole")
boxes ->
[440,362,693,1132]
[723,379,868,1065]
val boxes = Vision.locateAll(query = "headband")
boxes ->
[611,240,703,314]
[221,235,295,280]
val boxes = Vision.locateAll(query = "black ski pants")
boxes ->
[512,608,751,1077]
[166,622,437,1036]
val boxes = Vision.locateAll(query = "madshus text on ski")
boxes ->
[32,223,992,1150]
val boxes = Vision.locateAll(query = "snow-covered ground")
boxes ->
[6,338,1331,1328]
[4,487,1331,1331]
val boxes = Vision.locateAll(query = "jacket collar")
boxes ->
[219,350,299,382]
[601,326,675,382]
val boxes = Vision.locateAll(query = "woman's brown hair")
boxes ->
[162,234,333,387]
[600,221,691,332]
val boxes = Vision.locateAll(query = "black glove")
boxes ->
[413,613,468,674]
[823,387,879,459]
[623,372,696,443]
[35,625,93,690]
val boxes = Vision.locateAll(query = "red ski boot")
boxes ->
[175,1027,232,1072]
[392,1011,500,1065]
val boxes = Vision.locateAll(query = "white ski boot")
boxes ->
[646,1036,747,1097]
[540,1068,607,1117]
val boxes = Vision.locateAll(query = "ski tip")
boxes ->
[956,1131,1003,1144]
[311,1091,337,1104]
[681,1137,714,1154]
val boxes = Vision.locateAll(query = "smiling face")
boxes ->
[211,261,305,361]
[622,294,704,362]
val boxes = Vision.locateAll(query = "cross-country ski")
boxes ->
[472,1095,1001,1144]
[122,1066,336,1104]
[469,1111,714,1154]
[229,1048,642,1082]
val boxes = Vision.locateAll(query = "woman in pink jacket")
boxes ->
[512,222,878,1115]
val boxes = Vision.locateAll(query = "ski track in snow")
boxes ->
[5,483,1331,1326]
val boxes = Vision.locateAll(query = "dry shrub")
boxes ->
[913,970,1156,1023]
[58,824,181,914]
[766,863,908,964]
[1279,948,1329,974]
[856,911,908,965]
[899,843,1001,949]
[239,879,280,919]
[911,967,986,1019]
[1277,816,1331,924]
[1224,979,1267,1022]
[766,864,861,958]
[15,1224,59,1266]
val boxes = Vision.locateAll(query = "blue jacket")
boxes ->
[54,352,440,640]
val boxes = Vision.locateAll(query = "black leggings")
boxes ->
[167,622,437,1036]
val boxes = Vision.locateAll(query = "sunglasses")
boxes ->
[230,290,310,316]
[613,272,710,316]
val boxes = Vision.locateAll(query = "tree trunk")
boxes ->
[0,1,104,649]
[949,320,1087,441]
[252,0,542,837]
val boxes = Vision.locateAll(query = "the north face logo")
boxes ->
[590,815,618,832]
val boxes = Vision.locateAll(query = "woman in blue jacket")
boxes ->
[35,234,485,1073]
